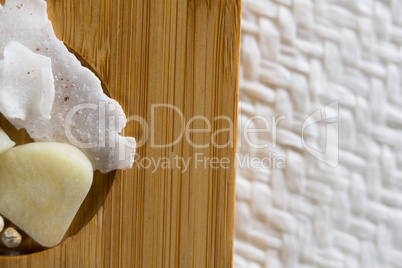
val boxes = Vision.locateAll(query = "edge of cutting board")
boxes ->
[0,0,241,267]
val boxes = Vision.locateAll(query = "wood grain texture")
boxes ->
[0,0,241,267]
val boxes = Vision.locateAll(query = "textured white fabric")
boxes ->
[235,0,402,267]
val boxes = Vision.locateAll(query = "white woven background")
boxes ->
[235,0,402,267]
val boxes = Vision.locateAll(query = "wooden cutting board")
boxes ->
[0,0,241,267]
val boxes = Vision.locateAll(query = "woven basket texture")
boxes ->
[235,0,402,267]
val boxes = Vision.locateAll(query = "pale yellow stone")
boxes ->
[0,128,15,154]
[0,142,93,247]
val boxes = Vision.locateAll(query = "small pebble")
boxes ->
[2,227,22,248]
[0,216,3,232]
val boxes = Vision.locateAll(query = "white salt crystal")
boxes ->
[0,0,136,172]
[0,41,54,120]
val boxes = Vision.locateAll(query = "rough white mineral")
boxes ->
[0,0,136,173]
[0,41,54,121]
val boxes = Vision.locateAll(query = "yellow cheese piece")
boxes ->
[0,128,15,154]
[0,142,93,247]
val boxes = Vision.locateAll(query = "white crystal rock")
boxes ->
[0,41,55,120]
[0,0,136,173]
[0,127,15,154]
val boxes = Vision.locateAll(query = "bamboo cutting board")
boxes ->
[0,0,241,267]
